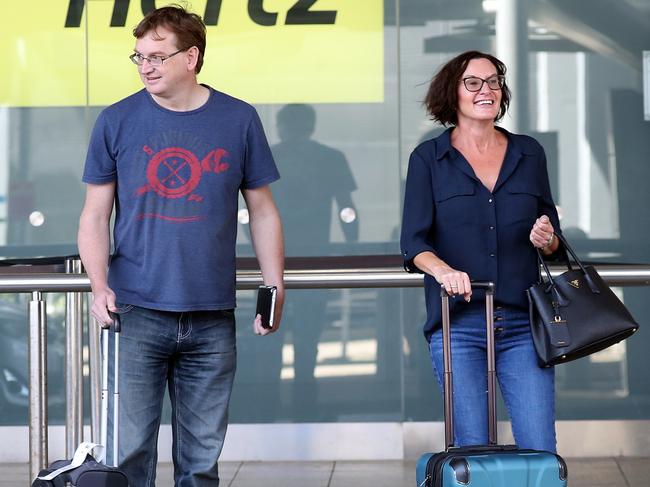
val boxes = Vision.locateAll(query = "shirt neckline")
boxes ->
[144,84,215,116]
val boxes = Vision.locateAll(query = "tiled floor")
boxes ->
[5,457,649,486]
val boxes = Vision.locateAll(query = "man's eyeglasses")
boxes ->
[129,49,186,66]
[462,75,505,92]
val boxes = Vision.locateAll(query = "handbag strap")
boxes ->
[536,232,600,295]
[535,250,569,311]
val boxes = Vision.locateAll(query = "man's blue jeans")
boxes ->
[428,301,556,452]
[107,304,237,487]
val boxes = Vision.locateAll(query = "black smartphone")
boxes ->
[256,285,277,329]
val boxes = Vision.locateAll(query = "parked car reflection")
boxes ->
[0,299,66,424]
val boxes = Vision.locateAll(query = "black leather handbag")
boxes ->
[526,233,639,367]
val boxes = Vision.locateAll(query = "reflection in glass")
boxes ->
[0,0,649,429]
[272,104,358,256]
[339,207,357,224]
[230,288,402,423]
[237,208,250,225]
[0,294,66,425]
[400,0,650,422]
[247,105,362,417]
[29,210,45,227]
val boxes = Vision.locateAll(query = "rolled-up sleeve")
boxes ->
[400,149,436,273]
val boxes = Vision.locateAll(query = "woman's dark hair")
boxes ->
[424,50,511,126]
[133,4,206,74]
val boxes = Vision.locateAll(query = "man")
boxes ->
[77,5,284,486]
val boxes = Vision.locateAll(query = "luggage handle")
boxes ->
[101,316,121,468]
[441,281,497,451]
[439,281,494,297]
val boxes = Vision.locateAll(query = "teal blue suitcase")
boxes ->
[416,446,567,486]
[415,283,568,487]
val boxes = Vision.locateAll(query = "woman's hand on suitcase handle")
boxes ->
[90,287,118,328]
[433,266,472,302]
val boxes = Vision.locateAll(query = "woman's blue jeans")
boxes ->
[428,301,556,452]
[107,304,237,487]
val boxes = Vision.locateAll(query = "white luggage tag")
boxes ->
[37,442,106,481]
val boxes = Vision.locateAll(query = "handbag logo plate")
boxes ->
[569,279,580,288]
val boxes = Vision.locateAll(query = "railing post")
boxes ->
[65,258,84,456]
[28,291,47,483]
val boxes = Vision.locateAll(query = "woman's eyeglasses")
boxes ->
[462,75,505,92]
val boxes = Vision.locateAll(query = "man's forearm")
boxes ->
[243,185,285,334]
[78,217,111,293]
[249,211,285,289]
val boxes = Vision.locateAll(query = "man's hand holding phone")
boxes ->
[253,285,281,335]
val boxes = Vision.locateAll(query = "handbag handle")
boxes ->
[536,232,600,295]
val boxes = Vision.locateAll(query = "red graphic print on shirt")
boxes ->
[135,145,231,222]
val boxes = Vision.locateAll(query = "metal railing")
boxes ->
[1,261,649,482]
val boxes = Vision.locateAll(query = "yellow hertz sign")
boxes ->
[1,1,384,107]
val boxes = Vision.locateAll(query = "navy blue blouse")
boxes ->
[400,127,562,340]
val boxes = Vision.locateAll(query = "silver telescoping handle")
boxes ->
[100,328,109,461]
[440,281,496,450]
[113,318,120,468]
[100,316,121,468]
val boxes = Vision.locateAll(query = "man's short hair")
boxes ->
[133,4,207,74]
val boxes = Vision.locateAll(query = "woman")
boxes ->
[400,51,561,452]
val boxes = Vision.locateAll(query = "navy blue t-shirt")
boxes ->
[400,127,562,340]
[82,87,279,311]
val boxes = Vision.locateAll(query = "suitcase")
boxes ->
[32,318,129,487]
[416,282,568,487]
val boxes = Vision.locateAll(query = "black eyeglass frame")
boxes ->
[461,75,505,92]
[129,48,187,66]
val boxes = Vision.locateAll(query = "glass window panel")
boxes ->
[1,0,649,430]
[0,293,66,425]
[399,0,650,422]
[230,288,404,423]
[3,108,95,254]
